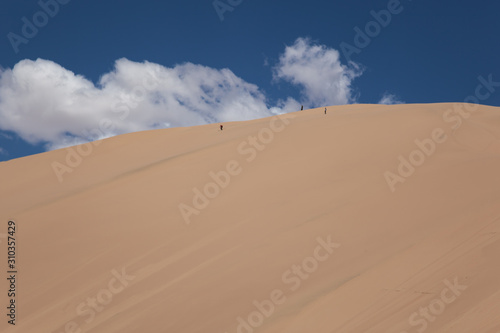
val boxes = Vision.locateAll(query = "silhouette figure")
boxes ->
[325,108,327,114]
[301,105,303,111]
[220,124,223,131]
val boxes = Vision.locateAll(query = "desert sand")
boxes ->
[1,103,500,333]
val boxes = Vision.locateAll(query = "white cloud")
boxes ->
[0,58,299,150]
[378,92,404,105]
[0,38,363,151]
[273,37,363,108]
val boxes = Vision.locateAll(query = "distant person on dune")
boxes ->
[325,108,327,114]
[301,105,303,111]
[220,124,223,131]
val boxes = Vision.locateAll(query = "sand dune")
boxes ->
[1,103,500,333]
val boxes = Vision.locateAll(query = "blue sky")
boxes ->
[0,0,499,161]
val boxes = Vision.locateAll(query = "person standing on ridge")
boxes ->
[220,124,223,131]
[301,105,303,111]
[324,108,327,114]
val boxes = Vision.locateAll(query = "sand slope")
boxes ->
[1,103,500,333]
